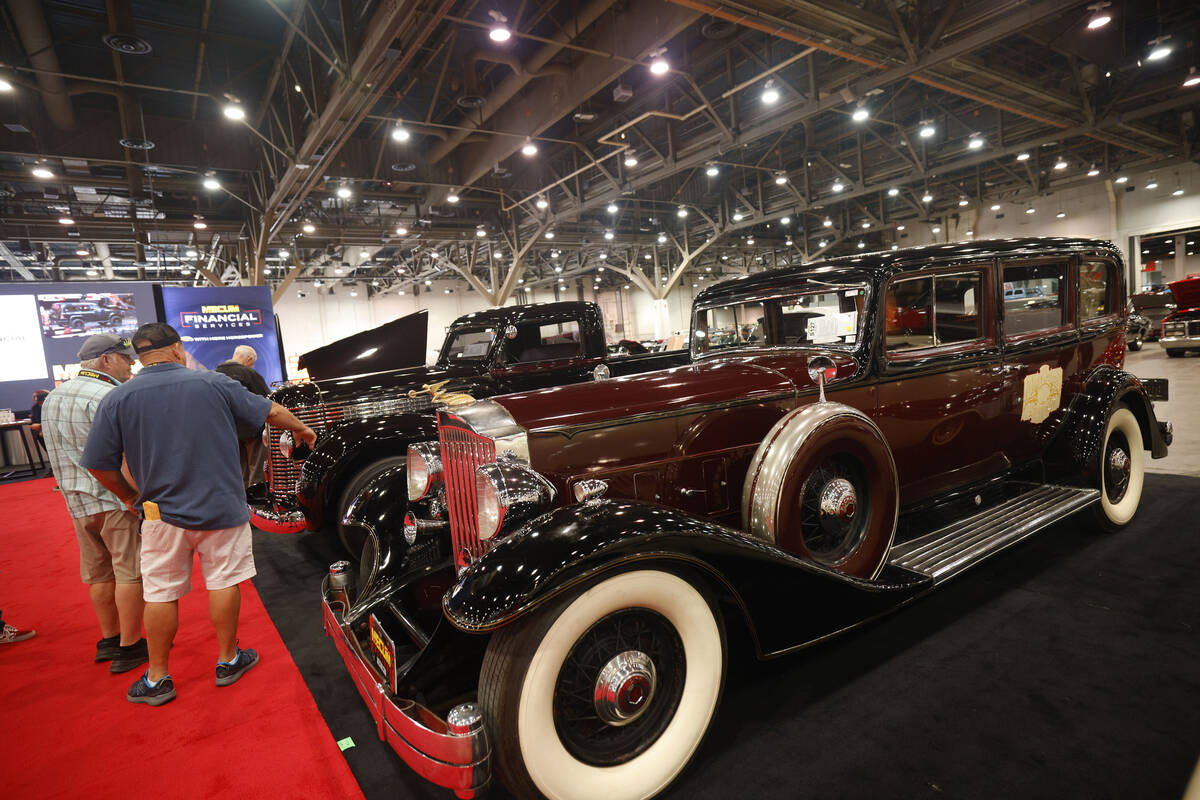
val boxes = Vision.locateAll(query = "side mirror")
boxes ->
[807,355,837,402]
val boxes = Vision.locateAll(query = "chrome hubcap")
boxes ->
[1106,444,1130,502]
[593,650,657,726]
[818,477,858,534]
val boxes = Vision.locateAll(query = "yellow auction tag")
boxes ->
[142,501,161,521]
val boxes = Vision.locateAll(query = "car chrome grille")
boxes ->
[438,412,497,570]
[264,394,432,497]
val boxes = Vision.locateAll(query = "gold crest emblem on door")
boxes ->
[1021,364,1063,425]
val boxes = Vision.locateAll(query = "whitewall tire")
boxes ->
[1094,405,1144,530]
[480,569,725,800]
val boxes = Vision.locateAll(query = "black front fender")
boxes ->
[298,413,439,528]
[442,500,930,658]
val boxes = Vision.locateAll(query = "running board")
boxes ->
[888,485,1100,584]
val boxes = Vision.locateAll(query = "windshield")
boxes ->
[692,278,868,356]
[440,326,496,364]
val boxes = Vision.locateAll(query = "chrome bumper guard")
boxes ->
[1159,334,1200,349]
[248,496,308,534]
[321,575,490,798]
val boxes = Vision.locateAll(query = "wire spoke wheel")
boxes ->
[797,453,870,567]
[552,608,685,767]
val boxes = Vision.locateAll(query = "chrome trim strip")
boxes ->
[530,391,796,439]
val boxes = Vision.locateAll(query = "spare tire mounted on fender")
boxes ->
[743,402,898,579]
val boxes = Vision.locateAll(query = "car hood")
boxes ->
[493,351,857,432]
[1167,275,1200,310]
[271,362,482,406]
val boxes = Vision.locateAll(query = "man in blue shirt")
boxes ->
[82,322,316,706]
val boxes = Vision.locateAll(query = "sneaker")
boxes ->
[0,623,35,644]
[95,634,121,662]
[109,638,149,674]
[127,672,175,706]
[215,646,259,686]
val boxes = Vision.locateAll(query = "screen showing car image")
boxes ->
[36,292,138,339]
[0,281,159,414]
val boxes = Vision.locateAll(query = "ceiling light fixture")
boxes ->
[185,248,198,258]
[649,48,669,76]
[279,249,289,258]
[488,10,511,42]
[1056,211,1067,218]
[991,203,1001,211]
[958,198,969,207]
[31,167,53,179]
[922,192,933,203]
[918,121,935,138]
[746,237,755,245]
[887,187,899,196]
[1054,159,1068,170]
[193,218,207,229]
[544,230,555,239]
[831,180,844,192]
[851,105,869,122]
[896,225,906,231]
[1016,152,1030,161]
[392,123,410,142]
[862,221,871,228]
[774,172,787,185]
[1025,207,1036,214]
[1147,36,1172,62]
[705,163,719,177]
[780,216,791,225]
[1172,185,1184,196]
[1184,67,1200,88]
[521,138,538,157]
[75,246,89,256]
[606,202,618,214]
[535,195,549,210]
[1086,2,1112,29]
[968,135,984,150]
[447,190,460,203]
[657,233,667,244]
[785,238,794,246]
[396,226,407,236]
[677,206,688,218]
[823,217,833,228]
[302,222,316,233]
[761,80,780,105]
[222,101,246,121]
[337,184,352,199]
[0,78,13,92]
[931,225,941,234]
[1114,175,1128,184]
[1146,178,1159,190]
[476,227,487,237]
[624,152,638,167]
[203,175,221,190]
[1087,165,1100,177]
[858,241,866,248]
[604,230,615,241]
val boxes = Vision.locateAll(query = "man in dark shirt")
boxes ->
[215,346,270,486]
[82,323,315,706]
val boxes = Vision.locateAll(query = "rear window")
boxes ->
[505,319,583,363]
[1003,262,1067,337]
[1079,261,1115,321]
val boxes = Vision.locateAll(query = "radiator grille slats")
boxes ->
[264,393,433,496]
[438,419,497,570]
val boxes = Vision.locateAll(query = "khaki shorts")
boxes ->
[140,520,256,603]
[73,509,142,584]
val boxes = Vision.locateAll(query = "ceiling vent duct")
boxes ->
[120,137,155,150]
[102,33,152,55]
[700,19,737,39]
[390,162,417,173]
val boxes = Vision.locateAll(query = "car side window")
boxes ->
[885,271,986,353]
[1079,261,1114,321]
[1003,261,1067,337]
[505,319,583,363]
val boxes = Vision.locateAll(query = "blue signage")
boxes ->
[160,286,284,385]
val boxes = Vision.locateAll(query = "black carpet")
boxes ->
[253,474,1200,800]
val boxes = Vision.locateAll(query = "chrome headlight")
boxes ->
[475,459,557,542]
[407,442,443,501]
[278,430,294,458]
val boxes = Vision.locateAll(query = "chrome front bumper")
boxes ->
[248,495,308,534]
[321,576,490,798]
[1159,335,1199,351]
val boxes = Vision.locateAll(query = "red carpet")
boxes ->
[0,478,363,800]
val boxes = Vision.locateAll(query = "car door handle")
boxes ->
[680,488,706,497]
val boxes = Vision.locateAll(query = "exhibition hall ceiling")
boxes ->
[0,0,1196,298]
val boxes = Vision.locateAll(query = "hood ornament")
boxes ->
[409,380,476,408]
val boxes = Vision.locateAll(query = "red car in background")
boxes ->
[1159,273,1200,356]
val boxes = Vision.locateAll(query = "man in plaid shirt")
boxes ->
[43,333,147,673]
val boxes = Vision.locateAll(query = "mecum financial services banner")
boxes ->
[160,286,284,385]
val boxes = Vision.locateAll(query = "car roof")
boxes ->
[695,237,1121,306]
[449,301,593,329]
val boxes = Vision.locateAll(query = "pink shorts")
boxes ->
[140,520,256,603]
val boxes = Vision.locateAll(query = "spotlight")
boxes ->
[1147,36,1172,62]
[58,216,74,225]
[31,167,53,179]
[396,226,407,236]
[1025,207,1036,214]
[604,230,614,240]
[476,227,487,237]
[761,80,780,105]
[922,192,933,203]
[544,231,555,239]
[223,102,246,121]
[75,246,89,256]
[521,138,538,157]
[535,195,549,210]
[677,207,688,218]
[968,136,984,150]
[649,50,669,75]
[732,213,744,222]
[823,218,833,227]
[780,216,790,225]
[447,191,460,203]
[392,124,410,142]
[624,153,639,168]
[1016,152,1030,161]
[918,122,935,138]
[303,222,316,233]
[337,185,352,199]
[831,180,844,192]
[887,187,899,196]
[203,176,221,190]
[0,78,12,92]
[607,203,618,213]
[991,203,1001,211]
[851,106,869,122]
[931,226,942,234]
[194,219,208,229]
[774,172,787,185]
[958,198,969,207]
[705,164,719,177]
[1146,179,1159,190]
[488,10,511,42]
[1054,159,1068,170]
[1114,175,1128,184]
[1185,67,1200,88]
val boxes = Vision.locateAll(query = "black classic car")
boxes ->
[1129,288,1176,340]
[319,237,1171,799]
[1126,309,1152,350]
[251,301,686,552]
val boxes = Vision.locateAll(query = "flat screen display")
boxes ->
[0,282,159,414]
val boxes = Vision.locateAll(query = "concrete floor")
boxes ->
[1126,345,1200,477]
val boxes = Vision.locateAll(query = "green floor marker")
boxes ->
[337,737,355,752]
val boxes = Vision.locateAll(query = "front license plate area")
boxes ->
[369,613,398,694]
[1143,378,1168,402]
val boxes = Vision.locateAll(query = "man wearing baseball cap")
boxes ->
[82,322,316,706]
[42,333,147,673]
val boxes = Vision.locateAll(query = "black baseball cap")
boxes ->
[132,322,182,354]
[78,333,137,360]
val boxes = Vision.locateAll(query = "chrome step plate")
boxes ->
[888,485,1100,584]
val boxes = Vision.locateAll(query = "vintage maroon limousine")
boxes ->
[320,237,1171,800]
